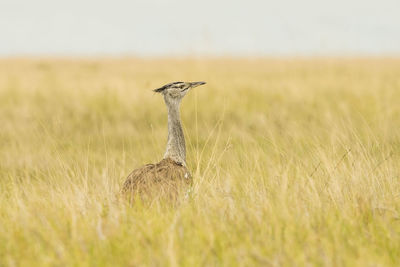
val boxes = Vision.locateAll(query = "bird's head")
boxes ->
[153,81,206,101]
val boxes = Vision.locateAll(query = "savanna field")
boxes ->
[0,58,399,266]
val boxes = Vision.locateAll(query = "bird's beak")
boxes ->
[189,81,206,88]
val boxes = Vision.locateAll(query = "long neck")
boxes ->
[164,98,186,165]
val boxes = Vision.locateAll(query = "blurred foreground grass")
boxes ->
[0,58,400,266]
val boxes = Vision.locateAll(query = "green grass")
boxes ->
[0,58,399,266]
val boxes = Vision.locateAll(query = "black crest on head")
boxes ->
[153,82,184,93]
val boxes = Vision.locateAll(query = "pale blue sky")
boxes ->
[1,0,399,56]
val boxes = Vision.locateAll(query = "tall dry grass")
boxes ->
[0,58,399,266]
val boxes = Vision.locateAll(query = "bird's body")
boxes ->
[121,81,206,201]
[121,158,191,201]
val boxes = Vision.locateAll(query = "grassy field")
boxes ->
[0,58,399,266]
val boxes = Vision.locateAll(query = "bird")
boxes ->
[121,81,206,202]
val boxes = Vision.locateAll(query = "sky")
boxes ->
[0,0,399,56]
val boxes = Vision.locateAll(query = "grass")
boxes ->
[0,57,399,266]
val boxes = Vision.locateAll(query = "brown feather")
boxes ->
[121,158,192,202]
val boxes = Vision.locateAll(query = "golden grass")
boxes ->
[0,58,399,266]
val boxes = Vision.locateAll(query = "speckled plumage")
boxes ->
[121,158,192,201]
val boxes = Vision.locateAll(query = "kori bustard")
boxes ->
[121,81,206,201]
